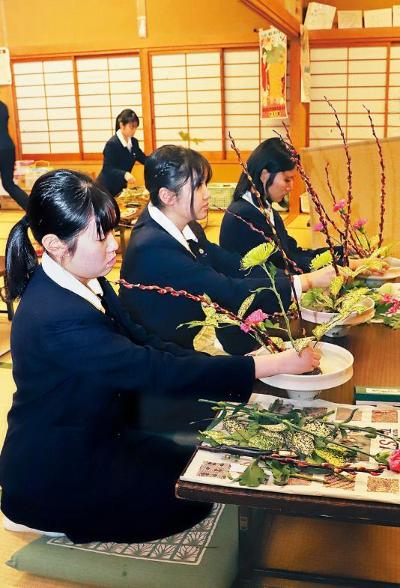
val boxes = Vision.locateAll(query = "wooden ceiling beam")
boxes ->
[240,0,300,38]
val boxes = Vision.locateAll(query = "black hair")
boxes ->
[144,145,212,215]
[5,169,120,300]
[232,137,295,204]
[115,109,140,132]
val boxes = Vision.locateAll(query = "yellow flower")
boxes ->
[241,243,276,270]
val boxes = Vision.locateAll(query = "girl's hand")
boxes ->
[254,346,321,378]
[300,265,336,290]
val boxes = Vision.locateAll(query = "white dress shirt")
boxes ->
[41,252,104,312]
[242,191,275,226]
[147,203,198,256]
[116,129,132,152]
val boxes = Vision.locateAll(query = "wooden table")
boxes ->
[176,324,400,588]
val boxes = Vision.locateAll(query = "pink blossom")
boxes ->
[388,449,400,473]
[333,199,346,212]
[353,218,368,230]
[312,222,324,232]
[382,293,396,304]
[240,309,268,333]
[387,300,400,314]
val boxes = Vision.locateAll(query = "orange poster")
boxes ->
[259,27,287,119]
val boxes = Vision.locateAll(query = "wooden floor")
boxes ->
[1,208,399,588]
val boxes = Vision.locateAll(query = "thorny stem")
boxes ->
[228,131,305,334]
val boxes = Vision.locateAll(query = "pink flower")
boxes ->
[240,309,268,333]
[353,218,368,230]
[387,300,400,314]
[388,449,400,473]
[382,293,396,304]
[312,222,324,232]
[333,199,346,212]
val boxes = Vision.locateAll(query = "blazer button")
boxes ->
[199,248,204,254]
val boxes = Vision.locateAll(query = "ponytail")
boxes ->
[5,216,38,300]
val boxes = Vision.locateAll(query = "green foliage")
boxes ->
[384,313,400,329]
[197,398,398,488]
[329,276,345,298]
[237,293,256,319]
[236,460,266,487]
[310,250,333,271]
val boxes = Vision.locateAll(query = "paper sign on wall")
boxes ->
[259,27,288,119]
[0,47,11,85]
[304,2,336,30]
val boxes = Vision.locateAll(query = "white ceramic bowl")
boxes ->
[300,296,375,337]
[257,341,354,400]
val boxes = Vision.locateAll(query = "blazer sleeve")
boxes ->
[101,279,202,357]
[130,243,292,316]
[102,140,128,185]
[42,315,255,403]
[132,138,147,165]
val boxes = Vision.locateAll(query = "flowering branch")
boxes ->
[117,279,283,352]
[214,205,303,275]
[325,97,353,266]
[363,105,386,247]
[276,124,340,275]
[228,131,305,331]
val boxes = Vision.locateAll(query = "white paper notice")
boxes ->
[0,47,11,85]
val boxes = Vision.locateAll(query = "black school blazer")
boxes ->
[97,134,147,196]
[220,197,342,273]
[0,267,254,536]
[119,207,292,355]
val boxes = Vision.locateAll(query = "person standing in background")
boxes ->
[0,101,29,211]
[97,109,147,197]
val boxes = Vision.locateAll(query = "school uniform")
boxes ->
[0,254,254,543]
[97,130,147,197]
[220,193,342,272]
[0,101,29,210]
[120,205,298,355]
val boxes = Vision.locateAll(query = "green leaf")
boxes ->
[268,460,292,486]
[238,293,256,319]
[310,250,333,271]
[237,459,266,487]
[374,451,391,465]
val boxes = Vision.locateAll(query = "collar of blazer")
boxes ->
[147,203,198,255]
[41,251,104,312]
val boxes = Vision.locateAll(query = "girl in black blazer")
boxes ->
[219,138,342,272]
[97,109,147,197]
[120,145,334,355]
[0,100,29,210]
[0,169,320,544]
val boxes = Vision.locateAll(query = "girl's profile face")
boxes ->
[120,121,138,138]
[62,217,118,284]
[176,178,210,223]
[264,169,295,203]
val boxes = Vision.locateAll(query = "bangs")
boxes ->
[191,151,212,189]
[90,184,120,237]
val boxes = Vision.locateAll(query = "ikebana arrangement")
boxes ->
[274,99,400,331]
[197,397,400,488]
